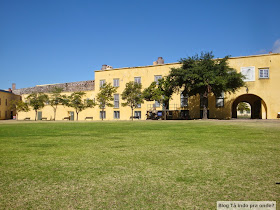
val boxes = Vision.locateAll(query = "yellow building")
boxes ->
[0,88,21,120]
[15,53,280,120]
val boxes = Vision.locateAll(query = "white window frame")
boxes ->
[154,75,162,84]
[180,93,188,107]
[113,78,119,87]
[100,111,106,119]
[100,80,105,87]
[134,111,141,119]
[154,100,160,108]
[114,94,119,108]
[114,111,120,119]
[134,77,141,84]
[259,68,269,79]
[216,92,224,108]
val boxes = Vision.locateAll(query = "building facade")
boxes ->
[14,53,280,121]
[0,89,21,120]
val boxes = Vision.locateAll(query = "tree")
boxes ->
[9,100,30,120]
[169,52,245,119]
[237,102,250,113]
[96,83,117,120]
[26,92,49,121]
[64,91,95,121]
[49,87,66,121]
[121,81,143,120]
[143,76,174,120]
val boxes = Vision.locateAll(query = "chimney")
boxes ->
[101,64,113,70]
[12,83,16,90]
[101,64,107,70]
[153,57,164,65]
[157,57,164,64]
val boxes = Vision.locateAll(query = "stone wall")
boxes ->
[13,80,95,95]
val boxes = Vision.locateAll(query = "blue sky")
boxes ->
[1,0,280,89]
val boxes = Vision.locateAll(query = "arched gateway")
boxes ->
[231,94,267,119]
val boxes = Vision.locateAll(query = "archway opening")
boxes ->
[232,94,267,119]
[237,102,251,119]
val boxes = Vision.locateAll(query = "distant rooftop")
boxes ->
[13,80,95,95]
[0,89,14,94]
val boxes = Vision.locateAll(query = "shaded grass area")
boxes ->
[0,121,279,209]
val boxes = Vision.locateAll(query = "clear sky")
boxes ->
[1,0,280,90]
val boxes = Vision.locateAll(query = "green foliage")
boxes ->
[237,102,250,112]
[49,87,66,121]
[96,83,117,108]
[96,83,117,120]
[49,87,64,107]
[143,76,174,106]
[143,76,174,120]
[143,82,161,102]
[170,52,245,119]
[64,91,96,121]
[121,82,143,120]
[9,100,29,120]
[26,92,49,120]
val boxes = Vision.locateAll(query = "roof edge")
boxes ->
[95,53,280,72]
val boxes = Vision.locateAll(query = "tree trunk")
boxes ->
[16,113,18,121]
[76,111,79,121]
[131,107,133,121]
[102,108,104,121]
[54,107,56,121]
[203,104,208,119]
[163,100,169,120]
[202,93,208,120]
[35,110,37,121]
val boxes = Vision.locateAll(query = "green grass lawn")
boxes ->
[0,120,279,209]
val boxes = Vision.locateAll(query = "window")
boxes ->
[113,78,119,87]
[134,111,141,119]
[134,77,141,84]
[259,68,269,79]
[216,92,224,107]
[100,80,105,87]
[114,111,120,119]
[100,102,105,109]
[200,94,208,108]
[114,94,119,108]
[100,111,106,119]
[154,100,160,107]
[6,99,7,106]
[154,75,162,84]
[136,103,141,108]
[180,93,188,107]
